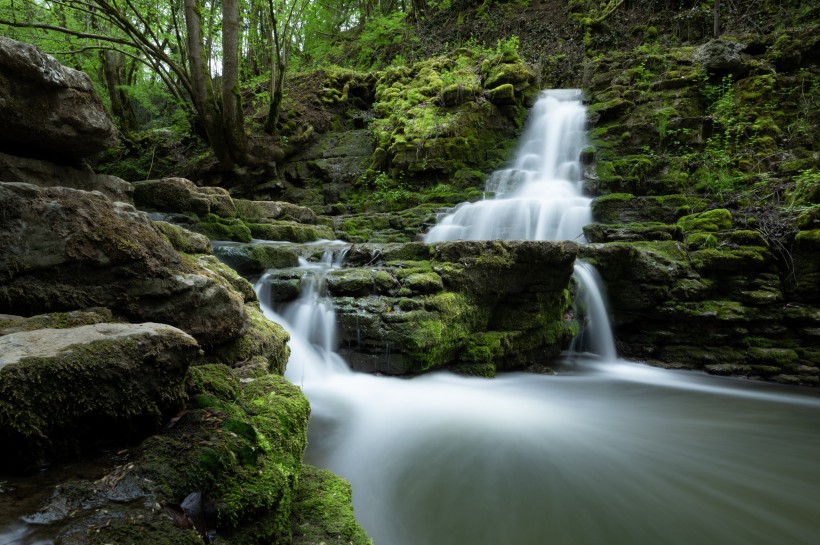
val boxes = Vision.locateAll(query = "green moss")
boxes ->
[154,220,213,254]
[209,304,291,375]
[676,209,733,232]
[188,363,241,401]
[248,222,334,243]
[0,308,116,334]
[197,214,253,243]
[137,373,310,539]
[291,465,372,545]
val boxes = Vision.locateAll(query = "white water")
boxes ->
[257,268,820,545]
[425,89,591,243]
[251,90,820,544]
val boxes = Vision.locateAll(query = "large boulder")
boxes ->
[0,182,247,347]
[261,240,579,376]
[0,37,117,160]
[0,150,133,202]
[11,365,369,545]
[0,321,200,466]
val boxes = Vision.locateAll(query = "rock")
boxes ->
[284,240,581,375]
[208,303,291,375]
[132,177,237,217]
[0,37,117,160]
[0,182,247,347]
[0,151,133,202]
[213,243,300,276]
[153,221,213,254]
[18,367,369,545]
[486,83,516,105]
[248,221,335,243]
[0,322,200,466]
[235,198,319,224]
[692,39,747,75]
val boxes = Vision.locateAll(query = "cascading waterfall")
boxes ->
[249,91,820,545]
[425,89,615,358]
[425,89,591,243]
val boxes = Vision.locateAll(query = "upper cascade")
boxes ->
[425,89,591,243]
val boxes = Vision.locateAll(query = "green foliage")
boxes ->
[357,11,410,70]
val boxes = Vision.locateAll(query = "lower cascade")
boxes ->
[252,89,820,544]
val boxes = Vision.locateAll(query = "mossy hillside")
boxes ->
[345,47,534,212]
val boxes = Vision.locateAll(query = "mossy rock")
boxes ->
[291,465,372,545]
[196,214,253,243]
[591,193,707,224]
[249,221,335,243]
[0,323,199,467]
[483,59,532,90]
[690,246,768,273]
[676,208,733,232]
[154,220,212,254]
[583,222,682,242]
[208,303,291,375]
[133,178,237,217]
[213,243,300,277]
[0,307,116,335]
[326,269,376,297]
[486,83,516,105]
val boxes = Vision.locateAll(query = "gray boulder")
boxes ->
[0,150,133,202]
[693,39,747,74]
[0,321,200,466]
[0,182,247,347]
[0,37,117,160]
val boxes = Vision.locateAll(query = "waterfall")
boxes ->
[246,91,820,545]
[425,89,615,359]
[425,89,591,243]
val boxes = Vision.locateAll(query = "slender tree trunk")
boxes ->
[222,0,247,162]
[101,50,137,132]
[184,0,234,168]
[713,0,721,38]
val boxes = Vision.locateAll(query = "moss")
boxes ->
[326,269,376,297]
[197,214,253,243]
[486,83,516,104]
[0,308,116,335]
[291,465,372,545]
[136,373,310,540]
[248,222,334,243]
[209,303,291,375]
[676,209,733,232]
[188,363,241,401]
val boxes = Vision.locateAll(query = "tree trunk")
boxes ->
[184,0,234,169]
[713,0,721,38]
[222,0,247,163]
[101,50,138,132]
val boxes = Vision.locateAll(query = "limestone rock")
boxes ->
[0,322,200,466]
[0,182,247,347]
[693,39,747,75]
[235,198,319,224]
[0,37,117,159]
[0,151,133,202]
[133,177,237,217]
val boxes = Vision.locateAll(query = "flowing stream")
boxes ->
[256,90,820,544]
